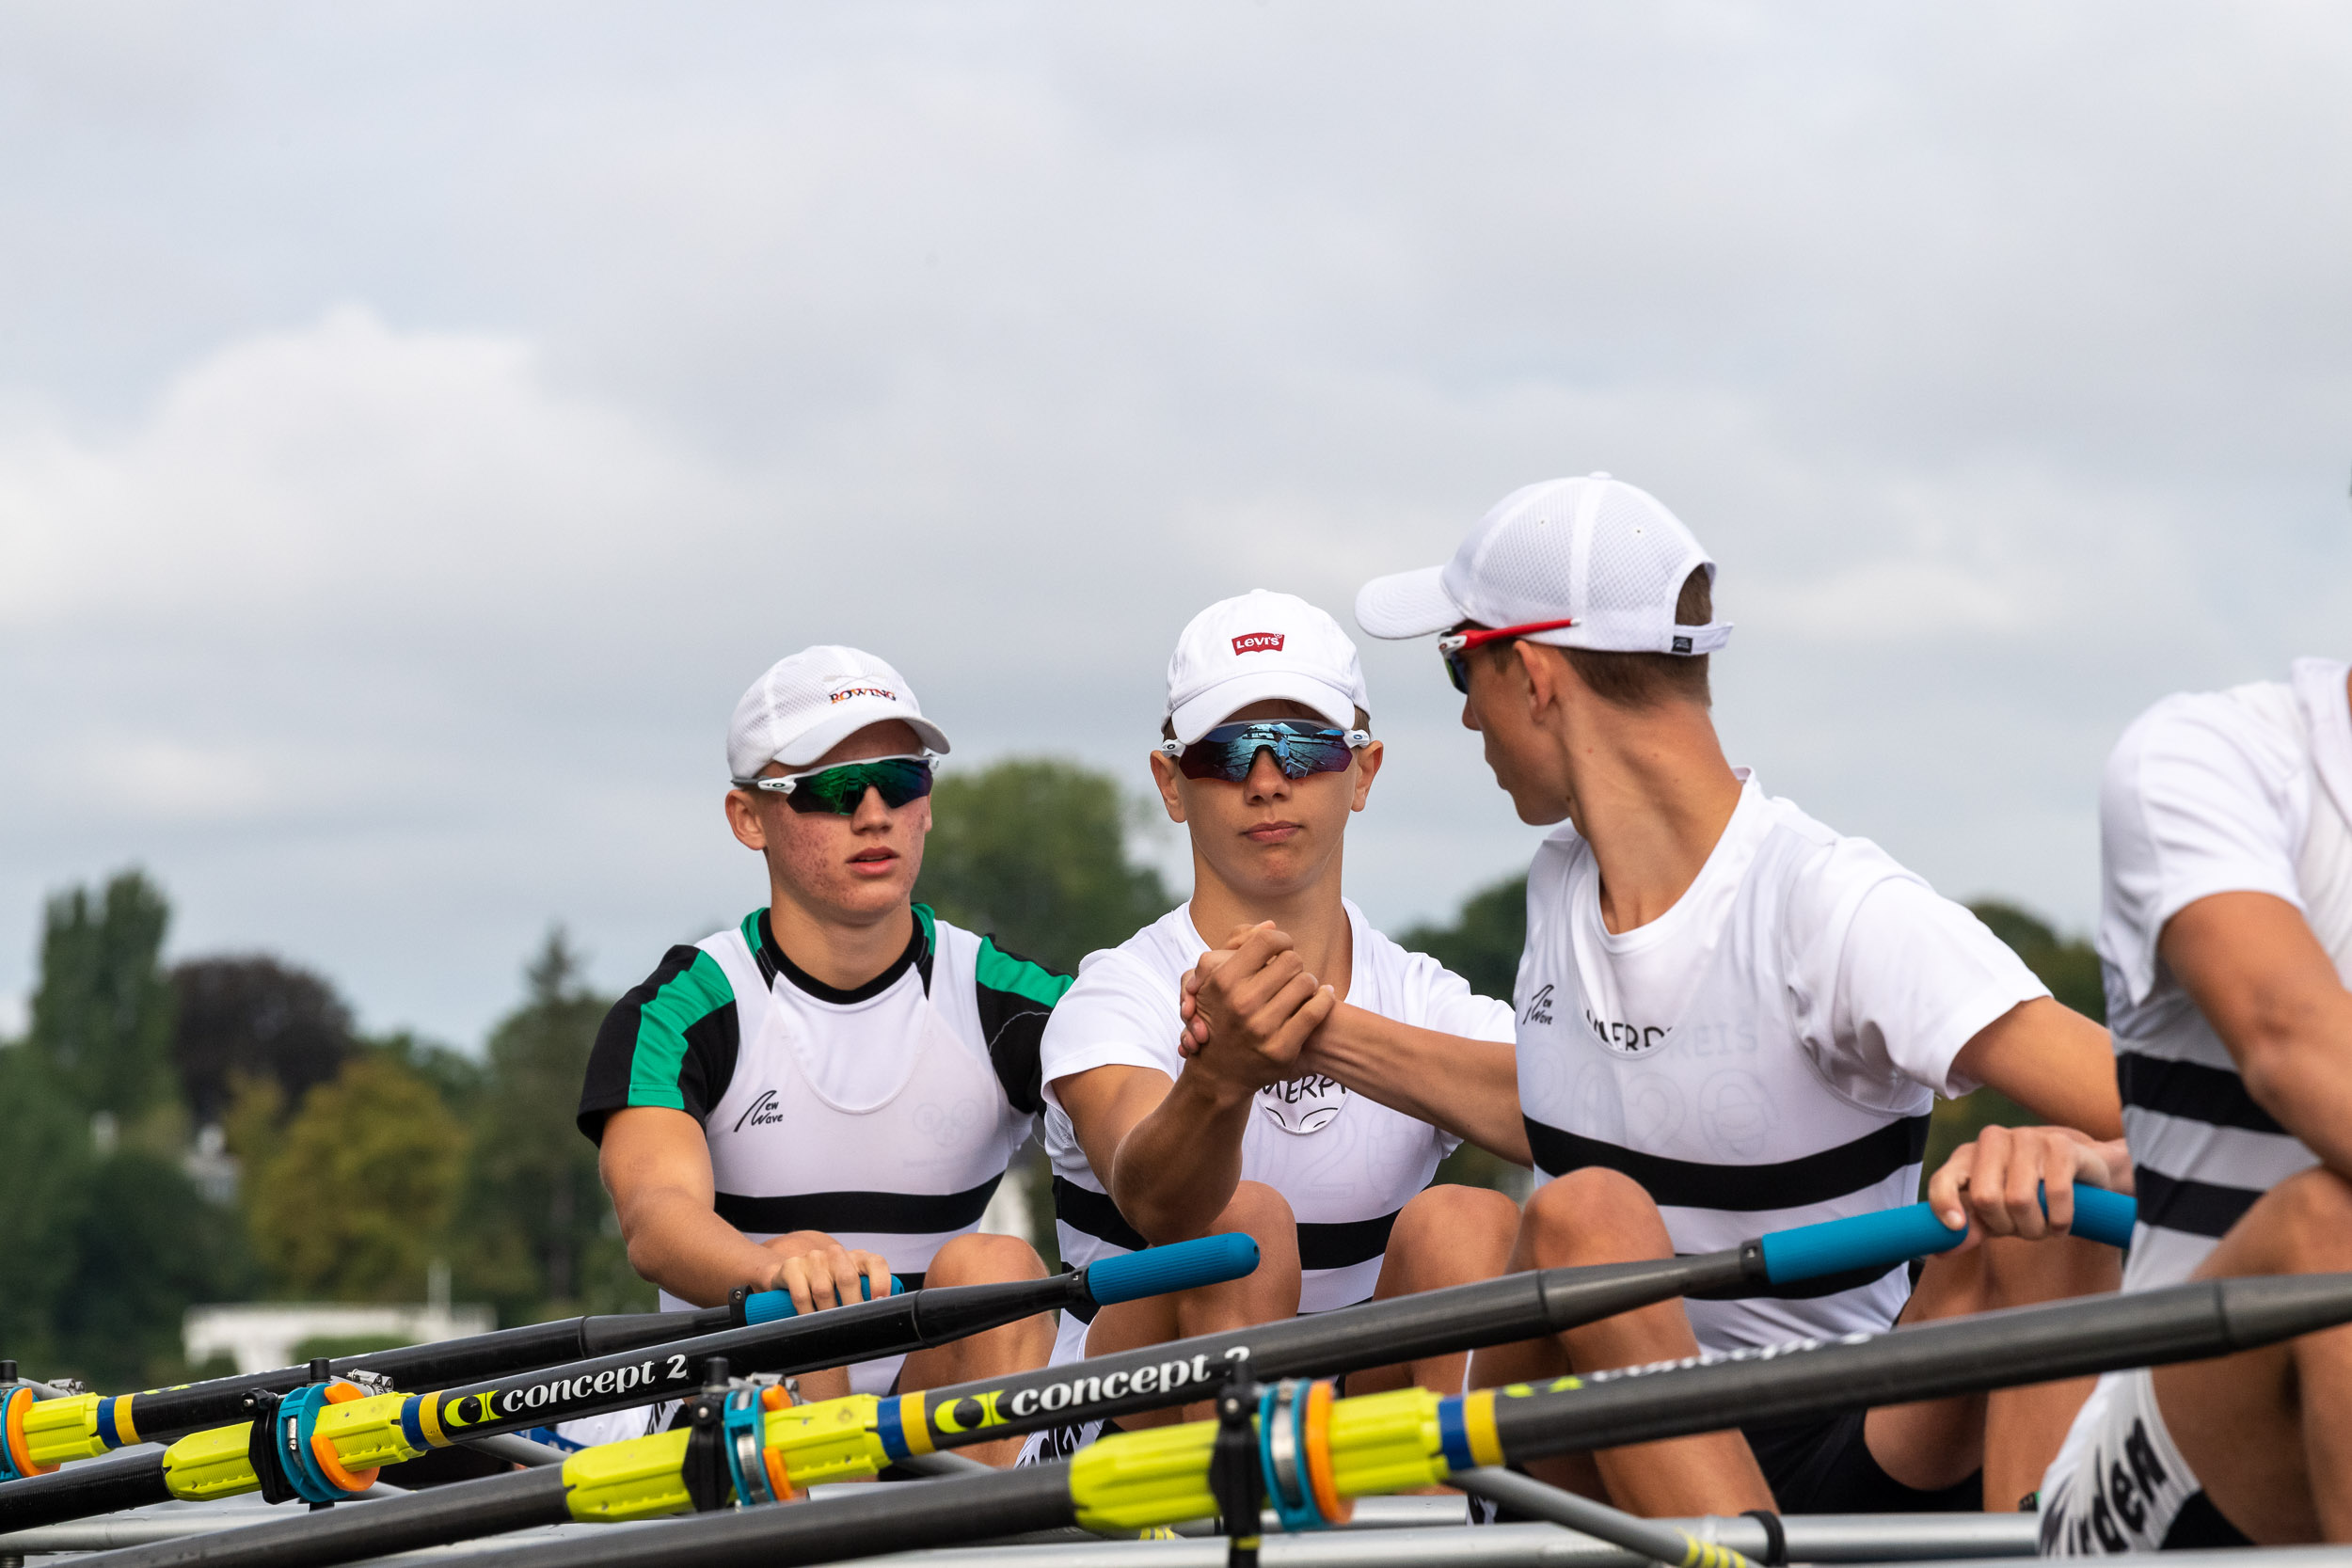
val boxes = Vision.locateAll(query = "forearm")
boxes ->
[1108,1068,1254,1243]
[618,1186,780,1307]
[2240,1008,2352,1178]
[1957,997,2124,1140]
[1302,1004,1530,1163]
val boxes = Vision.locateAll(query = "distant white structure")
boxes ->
[185,1271,490,1373]
[182,1124,241,1206]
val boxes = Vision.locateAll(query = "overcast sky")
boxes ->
[3,3,2348,1048]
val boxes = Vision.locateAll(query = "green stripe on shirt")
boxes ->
[975,937,1073,1008]
[628,948,736,1110]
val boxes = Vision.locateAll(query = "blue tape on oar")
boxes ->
[1759,1184,2138,1285]
[2068,1185,2137,1248]
[1083,1233,1262,1307]
[739,1274,905,1325]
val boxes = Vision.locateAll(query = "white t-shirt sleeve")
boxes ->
[1788,843,2050,1106]
[1037,950,1183,1114]
[2096,692,2306,1010]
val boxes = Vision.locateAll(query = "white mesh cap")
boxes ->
[725,645,951,780]
[1165,590,1371,745]
[1355,474,1732,656]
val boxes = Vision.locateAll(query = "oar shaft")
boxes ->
[1488,1278,2253,1461]
[70,1467,572,1568]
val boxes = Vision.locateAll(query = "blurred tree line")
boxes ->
[0,871,643,1390]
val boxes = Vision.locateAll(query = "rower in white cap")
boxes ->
[572,646,1065,1464]
[1198,475,2130,1518]
[1025,590,1524,1460]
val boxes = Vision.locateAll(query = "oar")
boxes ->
[366,1270,2352,1568]
[2,1273,882,1472]
[0,1234,1257,1530]
[24,1187,2135,1567]
[760,1183,2135,1480]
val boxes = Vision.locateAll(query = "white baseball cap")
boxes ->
[1355,474,1732,656]
[726,645,951,781]
[1164,590,1371,745]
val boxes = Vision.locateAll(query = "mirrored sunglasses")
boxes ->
[734,754,936,815]
[1158,721,1371,784]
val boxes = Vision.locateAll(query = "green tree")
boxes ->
[170,956,355,1128]
[28,869,176,1119]
[49,1148,256,1387]
[1397,875,1527,1004]
[455,930,644,1319]
[917,759,1174,975]
[0,1046,94,1375]
[246,1054,467,1301]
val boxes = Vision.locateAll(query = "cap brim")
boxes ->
[773,699,951,768]
[1168,672,1359,745]
[1354,566,1463,640]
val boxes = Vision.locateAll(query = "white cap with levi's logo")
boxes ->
[1165,590,1371,745]
[726,645,952,780]
[1354,474,1733,656]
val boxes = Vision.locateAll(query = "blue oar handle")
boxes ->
[1083,1233,1262,1307]
[1758,1184,2136,1285]
[740,1273,906,1326]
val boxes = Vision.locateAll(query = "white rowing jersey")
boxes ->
[1516,771,2048,1352]
[1040,899,1510,1355]
[579,904,1067,1393]
[2098,658,2352,1291]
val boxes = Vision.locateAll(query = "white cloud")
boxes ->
[2,5,2350,1040]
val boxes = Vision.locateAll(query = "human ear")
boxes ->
[725,789,771,852]
[1148,751,1188,824]
[1513,640,1562,721]
[1348,739,1384,812]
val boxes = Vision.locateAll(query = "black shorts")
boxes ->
[1741,1408,1981,1514]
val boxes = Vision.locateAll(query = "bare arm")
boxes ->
[2162,890,2352,1177]
[1925,997,2128,1238]
[1952,995,2123,1138]
[1056,1064,1257,1244]
[599,1106,888,1310]
[1296,1005,1529,1164]
[1057,927,1333,1243]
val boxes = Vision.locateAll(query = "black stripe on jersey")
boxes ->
[2119,1051,2287,1135]
[1053,1177,1149,1251]
[1052,1177,1401,1273]
[2133,1165,2264,1240]
[1295,1209,1401,1272]
[578,945,740,1143]
[1521,1114,1931,1212]
[714,1174,1003,1238]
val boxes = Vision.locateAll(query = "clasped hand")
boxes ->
[1175,922,1335,1094]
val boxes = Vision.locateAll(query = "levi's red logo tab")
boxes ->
[1232,632,1285,655]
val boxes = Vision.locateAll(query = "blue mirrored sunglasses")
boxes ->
[1158,721,1371,784]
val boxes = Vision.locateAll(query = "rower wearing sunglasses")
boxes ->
[1338,476,2129,1519]
[573,646,1064,1463]
[1025,591,1523,1461]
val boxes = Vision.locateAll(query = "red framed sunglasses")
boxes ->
[1436,618,1577,693]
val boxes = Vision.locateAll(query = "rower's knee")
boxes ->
[1521,1166,1673,1268]
[925,1230,1046,1289]
[2239,1167,2352,1274]
[1391,1183,1520,1285]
